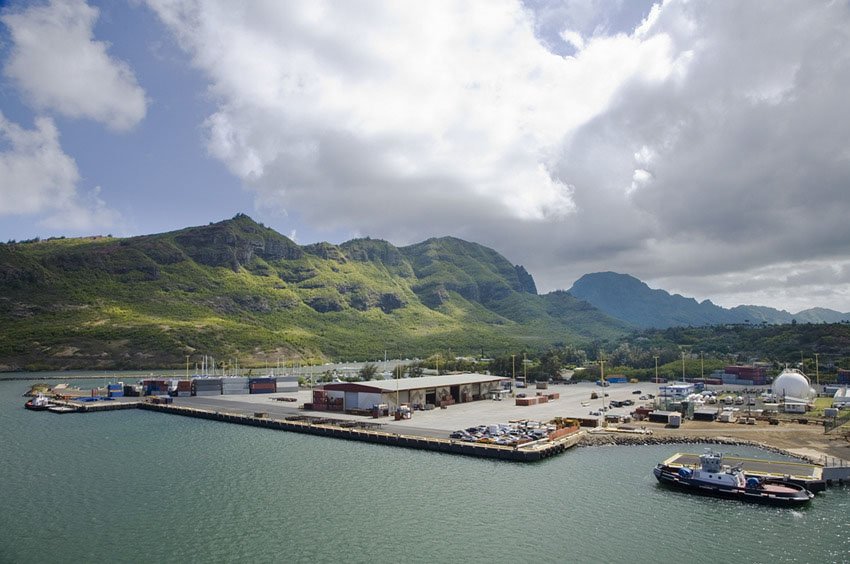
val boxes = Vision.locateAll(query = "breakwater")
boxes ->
[139,402,581,462]
[579,432,809,460]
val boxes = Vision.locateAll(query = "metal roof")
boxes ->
[322,373,508,393]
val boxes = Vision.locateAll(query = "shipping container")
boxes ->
[275,376,299,393]
[515,397,539,406]
[667,412,682,427]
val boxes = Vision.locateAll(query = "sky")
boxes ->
[1,0,849,314]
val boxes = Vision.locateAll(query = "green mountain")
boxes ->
[569,272,850,328]
[0,214,627,371]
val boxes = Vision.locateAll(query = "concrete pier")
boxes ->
[138,402,583,462]
[51,398,142,413]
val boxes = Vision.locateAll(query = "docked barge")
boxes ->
[655,450,815,505]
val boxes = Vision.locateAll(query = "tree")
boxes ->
[539,350,562,380]
[359,363,379,381]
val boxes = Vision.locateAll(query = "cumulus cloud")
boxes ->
[147,1,672,230]
[546,0,850,310]
[0,112,119,231]
[2,0,147,131]
[148,0,850,311]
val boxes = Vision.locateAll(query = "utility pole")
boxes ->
[700,352,704,379]
[681,351,686,382]
[511,354,516,384]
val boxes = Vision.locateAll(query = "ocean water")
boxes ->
[1,374,849,563]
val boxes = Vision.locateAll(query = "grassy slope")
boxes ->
[0,216,628,370]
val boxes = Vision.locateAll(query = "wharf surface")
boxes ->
[664,452,827,492]
[51,398,142,412]
[138,402,582,462]
[45,397,582,462]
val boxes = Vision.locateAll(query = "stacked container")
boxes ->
[143,379,171,396]
[192,378,222,396]
[249,377,276,394]
[220,377,249,395]
[176,380,192,397]
[275,376,299,393]
[107,383,124,398]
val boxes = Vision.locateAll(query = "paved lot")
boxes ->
[174,381,666,434]
[162,381,850,461]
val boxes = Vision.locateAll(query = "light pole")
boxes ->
[814,353,820,387]
[599,358,607,413]
[523,353,527,387]
[511,354,516,387]
[681,351,686,382]
[654,355,659,384]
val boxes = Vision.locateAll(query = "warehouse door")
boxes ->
[450,386,460,403]
[344,391,358,410]
[425,389,436,406]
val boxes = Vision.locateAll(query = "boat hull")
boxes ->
[654,465,813,507]
[24,401,49,411]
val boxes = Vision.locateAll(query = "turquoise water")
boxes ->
[2,374,849,563]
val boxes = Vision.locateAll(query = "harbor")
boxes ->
[4,373,850,563]
[24,375,850,475]
[40,394,584,462]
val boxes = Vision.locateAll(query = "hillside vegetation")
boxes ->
[0,214,628,371]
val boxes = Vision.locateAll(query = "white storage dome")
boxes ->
[773,368,813,400]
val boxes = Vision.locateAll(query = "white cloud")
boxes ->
[560,29,585,51]
[147,0,675,224]
[2,0,147,131]
[40,185,121,232]
[148,0,850,311]
[0,112,119,231]
[0,113,79,215]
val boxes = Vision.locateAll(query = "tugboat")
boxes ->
[24,393,51,411]
[654,450,814,507]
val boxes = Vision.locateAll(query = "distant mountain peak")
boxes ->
[569,271,849,328]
